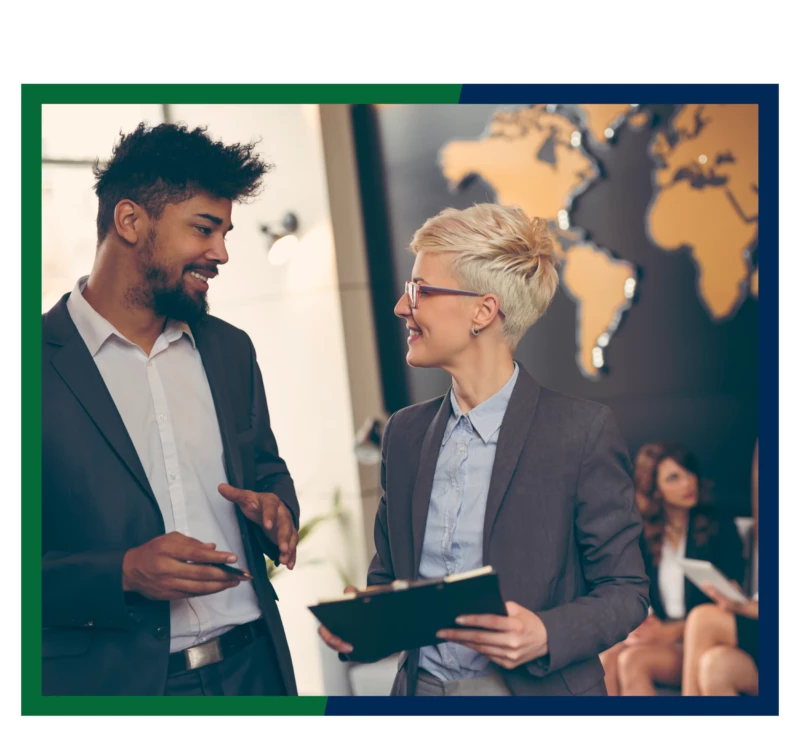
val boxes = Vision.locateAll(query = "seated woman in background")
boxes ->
[600,442,745,695]
[682,439,759,696]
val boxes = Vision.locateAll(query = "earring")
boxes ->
[471,326,480,336]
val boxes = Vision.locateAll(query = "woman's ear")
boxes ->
[474,293,501,328]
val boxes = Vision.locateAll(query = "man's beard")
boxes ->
[132,228,209,324]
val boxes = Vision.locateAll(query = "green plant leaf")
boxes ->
[301,557,354,588]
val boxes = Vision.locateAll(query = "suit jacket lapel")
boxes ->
[192,320,244,490]
[482,365,541,563]
[45,296,157,508]
[684,518,699,609]
[410,394,452,578]
[193,321,280,606]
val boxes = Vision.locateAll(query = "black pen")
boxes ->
[195,561,253,579]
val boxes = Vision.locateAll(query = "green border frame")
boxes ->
[22,84,462,716]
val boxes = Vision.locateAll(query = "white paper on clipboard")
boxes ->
[678,558,749,604]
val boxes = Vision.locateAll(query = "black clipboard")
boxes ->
[309,566,506,662]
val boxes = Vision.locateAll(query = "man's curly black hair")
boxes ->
[92,122,271,241]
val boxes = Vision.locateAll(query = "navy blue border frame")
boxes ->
[325,83,778,716]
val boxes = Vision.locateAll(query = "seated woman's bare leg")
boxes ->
[681,604,737,695]
[599,641,627,696]
[618,644,683,696]
[699,645,758,696]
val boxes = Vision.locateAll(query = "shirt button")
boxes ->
[158,414,166,423]
[459,446,466,453]
[170,471,177,481]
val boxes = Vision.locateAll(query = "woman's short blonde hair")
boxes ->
[410,203,560,349]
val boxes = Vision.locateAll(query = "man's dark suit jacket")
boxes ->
[42,294,300,696]
[368,364,650,696]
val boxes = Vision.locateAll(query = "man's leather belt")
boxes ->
[167,618,268,675]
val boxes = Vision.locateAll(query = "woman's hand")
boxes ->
[625,614,680,645]
[435,601,548,670]
[624,615,662,645]
[624,615,682,646]
[317,586,358,654]
[703,583,759,619]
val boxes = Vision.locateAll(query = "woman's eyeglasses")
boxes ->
[404,281,506,318]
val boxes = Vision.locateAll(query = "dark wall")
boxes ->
[352,104,757,517]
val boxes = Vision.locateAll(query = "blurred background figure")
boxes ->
[600,442,745,695]
[681,440,759,696]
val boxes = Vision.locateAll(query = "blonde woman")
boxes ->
[320,203,649,696]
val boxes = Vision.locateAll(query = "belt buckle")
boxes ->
[184,638,223,671]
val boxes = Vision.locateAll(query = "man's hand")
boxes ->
[122,531,247,600]
[318,586,358,654]
[218,484,298,569]
[436,601,548,670]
